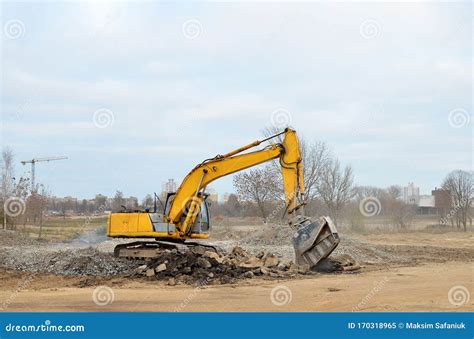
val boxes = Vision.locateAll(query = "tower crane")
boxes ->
[20,156,68,192]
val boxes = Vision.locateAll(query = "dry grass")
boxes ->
[15,216,108,241]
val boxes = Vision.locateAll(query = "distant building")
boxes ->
[432,188,452,210]
[161,179,177,200]
[418,195,436,215]
[162,179,177,193]
[411,187,453,216]
[222,193,231,203]
[206,187,218,203]
[432,187,452,217]
[403,182,420,205]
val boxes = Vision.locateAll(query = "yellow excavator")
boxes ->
[107,128,339,268]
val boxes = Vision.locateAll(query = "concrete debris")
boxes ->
[196,258,212,269]
[136,264,148,274]
[238,257,263,269]
[156,263,167,272]
[191,246,207,255]
[242,271,254,278]
[0,246,133,277]
[140,245,301,285]
[204,251,223,263]
[0,229,45,247]
[263,254,279,268]
[0,229,361,286]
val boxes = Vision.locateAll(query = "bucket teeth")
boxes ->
[292,216,340,268]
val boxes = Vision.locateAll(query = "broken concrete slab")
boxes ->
[238,256,263,269]
[156,263,167,272]
[263,255,279,268]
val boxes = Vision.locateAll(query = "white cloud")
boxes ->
[1,1,471,197]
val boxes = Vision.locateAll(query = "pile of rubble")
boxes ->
[215,223,403,267]
[134,246,304,285]
[0,229,45,247]
[135,245,360,285]
[0,229,360,285]
[1,247,134,277]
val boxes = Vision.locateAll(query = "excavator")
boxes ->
[107,128,339,269]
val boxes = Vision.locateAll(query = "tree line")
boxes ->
[231,130,473,231]
[1,141,472,232]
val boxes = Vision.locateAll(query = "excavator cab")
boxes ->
[164,192,211,235]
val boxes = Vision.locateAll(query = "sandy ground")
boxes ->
[0,231,472,312]
[0,262,472,312]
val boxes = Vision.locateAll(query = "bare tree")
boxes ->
[383,196,416,230]
[316,159,354,225]
[112,191,125,211]
[10,176,30,230]
[386,185,402,200]
[128,196,139,210]
[142,194,154,210]
[353,185,384,201]
[1,147,15,229]
[25,185,50,237]
[300,139,332,201]
[442,170,473,231]
[233,165,278,222]
[354,185,415,230]
[262,127,332,202]
[222,194,242,217]
[94,194,107,211]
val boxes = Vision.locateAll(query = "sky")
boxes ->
[0,0,472,200]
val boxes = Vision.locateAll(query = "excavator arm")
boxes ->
[166,128,340,268]
[167,129,305,235]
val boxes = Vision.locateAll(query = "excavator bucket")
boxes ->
[292,216,340,268]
